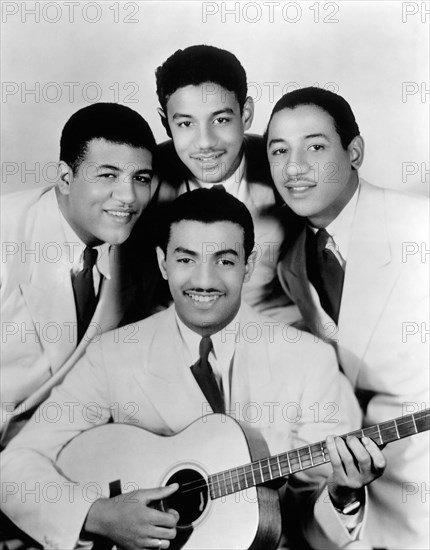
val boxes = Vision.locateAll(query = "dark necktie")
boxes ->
[72,247,98,343]
[190,336,225,414]
[306,228,345,324]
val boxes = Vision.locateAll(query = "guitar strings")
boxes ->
[174,411,429,498]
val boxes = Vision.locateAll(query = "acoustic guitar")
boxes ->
[57,408,429,550]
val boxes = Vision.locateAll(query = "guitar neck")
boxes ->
[209,408,430,500]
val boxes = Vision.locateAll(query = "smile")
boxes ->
[192,152,224,162]
[106,210,133,218]
[184,291,222,303]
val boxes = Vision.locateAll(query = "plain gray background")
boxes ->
[1,0,429,195]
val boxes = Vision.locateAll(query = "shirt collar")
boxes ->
[175,307,241,367]
[309,183,360,263]
[58,204,111,279]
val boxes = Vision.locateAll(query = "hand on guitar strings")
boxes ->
[83,483,180,550]
[325,434,387,512]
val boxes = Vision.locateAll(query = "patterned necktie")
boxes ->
[72,247,98,343]
[306,228,345,324]
[190,336,225,414]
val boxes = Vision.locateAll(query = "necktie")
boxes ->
[190,336,225,414]
[72,247,98,343]
[306,228,345,324]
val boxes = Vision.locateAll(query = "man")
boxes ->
[1,189,386,550]
[266,87,429,549]
[0,103,159,443]
[150,44,295,321]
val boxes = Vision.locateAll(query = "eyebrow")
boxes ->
[97,164,153,175]
[172,108,235,120]
[268,132,330,147]
[172,247,239,258]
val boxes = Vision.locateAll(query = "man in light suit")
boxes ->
[266,87,429,549]
[1,189,386,550]
[0,103,159,445]
[144,44,295,321]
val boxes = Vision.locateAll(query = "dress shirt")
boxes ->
[59,209,111,295]
[175,309,240,409]
[309,184,360,268]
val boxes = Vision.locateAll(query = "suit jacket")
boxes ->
[1,304,365,549]
[0,186,155,439]
[149,134,298,322]
[277,180,430,549]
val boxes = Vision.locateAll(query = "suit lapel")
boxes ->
[133,307,213,432]
[338,181,396,384]
[20,190,77,371]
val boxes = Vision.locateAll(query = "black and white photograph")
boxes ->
[1,1,429,549]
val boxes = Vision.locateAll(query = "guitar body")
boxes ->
[57,414,282,550]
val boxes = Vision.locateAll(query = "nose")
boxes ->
[284,150,311,180]
[195,123,217,150]
[112,175,137,205]
[191,259,218,290]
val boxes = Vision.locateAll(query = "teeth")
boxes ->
[186,293,220,303]
[195,154,222,161]
[108,211,130,217]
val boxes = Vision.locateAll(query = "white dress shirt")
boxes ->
[175,308,241,409]
[58,209,111,295]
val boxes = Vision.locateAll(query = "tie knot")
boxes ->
[211,184,226,192]
[83,247,98,270]
[315,228,331,253]
[199,336,213,362]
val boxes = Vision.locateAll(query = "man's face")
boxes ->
[163,83,253,184]
[267,104,362,227]
[58,138,153,246]
[156,220,254,335]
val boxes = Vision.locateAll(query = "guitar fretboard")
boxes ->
[208,408,429,499]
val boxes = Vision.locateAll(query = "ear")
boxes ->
[156,246,168,280]
[57,161,73,196]
[243,249,257,283]
[157,107,171,138]
[348,135,365,170]
[241,96,254,132]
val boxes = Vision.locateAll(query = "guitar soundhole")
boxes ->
[162,468,208,528]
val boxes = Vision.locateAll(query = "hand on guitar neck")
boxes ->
[83,483,180,550]
[325,434,387,513]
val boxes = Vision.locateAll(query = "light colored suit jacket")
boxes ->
[0,186,131,438]
[152,135,297,322]
[1,304,364,549]
[277,180,430,549]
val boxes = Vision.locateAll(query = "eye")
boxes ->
[177,121,192,128]
[309,144,325,152]
[271,148,287,156]
[99,172,117,180]
[213,117,230,125]
[217,258,235,266]
[177,257,194,264]
[134,175,152,184]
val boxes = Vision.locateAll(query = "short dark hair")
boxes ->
[155,45,248,113]
[60,103,156,173]
[266,87,360,149]
[158,188,255,261]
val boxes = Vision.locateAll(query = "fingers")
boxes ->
[144,483,179,505]
[326,434,386,485]
[361,436,387,474]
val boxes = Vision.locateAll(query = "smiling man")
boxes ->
[145,44,295,322]
[1,103,158,446]
[266,87,429,549]
[1,188,386,550]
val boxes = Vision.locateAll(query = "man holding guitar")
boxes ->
[1,189,387,549]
